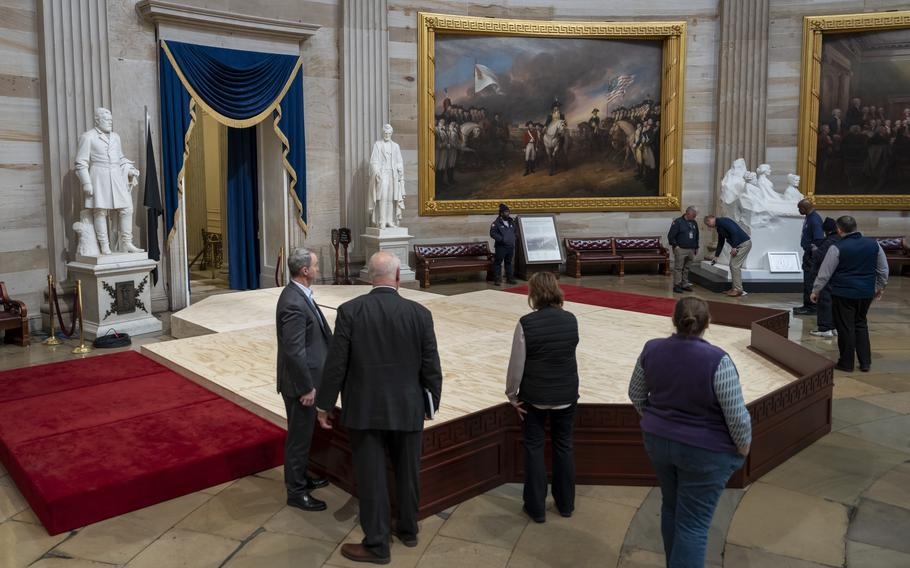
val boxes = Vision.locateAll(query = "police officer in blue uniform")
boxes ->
[490,203,517,286]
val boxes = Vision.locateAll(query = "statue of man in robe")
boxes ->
[74,107,143,255]
[368,124,406,228]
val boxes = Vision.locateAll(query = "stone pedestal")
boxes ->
[358,227,416,282]
[66,253,163,339]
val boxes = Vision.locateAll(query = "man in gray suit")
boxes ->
[317,251,443,564]
[276,248,331,511]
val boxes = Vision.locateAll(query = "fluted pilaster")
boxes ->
[37,0,112,280]
[342,0,389,258]
[713,0,769,208]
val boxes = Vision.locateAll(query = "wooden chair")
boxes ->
[0,282,29,346]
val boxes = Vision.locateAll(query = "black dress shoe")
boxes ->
[522,505,545,523]
[305,476,329,490]
[793,306,817,316]
[860,365,871,372]
[834,363,854,373]
[506,279,517,285]
[287,493,327,511]
[391,529,418,547]
[673,285,684,293]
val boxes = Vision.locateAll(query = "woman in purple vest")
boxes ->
[505,272,579,523]
[628,297,751,567]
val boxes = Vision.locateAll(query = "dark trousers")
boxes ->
[349,429,422,559]
[801,251,816,309]
[643,432,744,568]
[282,393,316,498]
[816,286,834,331]
[522,403,577,518]
[832,295,873,370]
[493,245,514,282]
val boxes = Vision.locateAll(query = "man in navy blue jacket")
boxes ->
[794,199,826,315]
[490,203,517,286]
[705,215,752,297]
[811,216,888,372]
[667,206,700,293]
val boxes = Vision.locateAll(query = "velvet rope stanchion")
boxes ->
[50,283,80,339]
[71,280,91,355]
[43,274,61,346]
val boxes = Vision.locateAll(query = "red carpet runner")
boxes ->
[0,351,285,535]
[505,283,677,316]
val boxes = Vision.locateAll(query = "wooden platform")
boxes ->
[142,286,833,519]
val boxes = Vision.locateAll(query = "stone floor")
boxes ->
[1,269,908,567]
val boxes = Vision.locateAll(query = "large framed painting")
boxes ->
[797,10,910,209]
[417,13,686,216]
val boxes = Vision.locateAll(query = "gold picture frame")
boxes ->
[797,10,910,210]
[417,13,687,216]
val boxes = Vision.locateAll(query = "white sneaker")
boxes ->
[810,329,835,338]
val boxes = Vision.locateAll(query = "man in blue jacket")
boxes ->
[811,216,888,372]
[808,217,839,337]
[667,206,700,293]
[705,215,752,297]
[490,203,517,286]
[794,199,826,316]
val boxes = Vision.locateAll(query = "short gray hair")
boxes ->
[685,206,697,215]
[288,247,314,277]
[367,251,400,281]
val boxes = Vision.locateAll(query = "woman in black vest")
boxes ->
[505,272,579,523]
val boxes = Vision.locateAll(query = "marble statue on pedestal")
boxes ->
[368,124,406,228]
[783,173,803,202]
[74,107,143,255]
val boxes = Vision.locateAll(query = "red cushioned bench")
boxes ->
[873,236,910,276]
[564,236,670,277]
[564,238,623,278]
[414,242,493,288]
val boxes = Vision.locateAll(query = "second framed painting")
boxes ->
[417,13,687,216]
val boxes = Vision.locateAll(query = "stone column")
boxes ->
[37,0,112,281]
[341,0,390,260]
[713,0,770,208]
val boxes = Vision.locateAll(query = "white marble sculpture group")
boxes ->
[72,107,144,257]
[720,158,803,229]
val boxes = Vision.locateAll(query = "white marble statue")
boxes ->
[75,107,143,255]
[783,173,803,202]
[368,124,406,228]
[719,158,747,222]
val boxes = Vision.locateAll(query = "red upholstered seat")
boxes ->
[565,236,668,278]
[873,236,910,275]
[414,242,493,287]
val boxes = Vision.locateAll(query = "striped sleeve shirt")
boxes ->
[627,354,752,449]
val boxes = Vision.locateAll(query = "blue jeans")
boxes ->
[643,432,745,568]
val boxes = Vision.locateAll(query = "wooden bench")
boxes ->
[1,282,29,347]
[613,237,670,276]
[565,238,622,278]
[565,236,670,277]
[873,236,910,276]
[414,242,493,288]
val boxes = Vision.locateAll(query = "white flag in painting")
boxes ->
[604,74,635,106]
[474,64,503,94]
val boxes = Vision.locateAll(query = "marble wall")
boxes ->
[0,0,48,321]
[386,0,721,249]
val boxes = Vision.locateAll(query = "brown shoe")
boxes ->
[341,543,390,564]
[725,289,743,297]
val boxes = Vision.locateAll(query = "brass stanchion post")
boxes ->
[44,274,61,346]
[72,279,91,354]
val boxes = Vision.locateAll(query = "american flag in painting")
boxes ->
[604,75,635,106]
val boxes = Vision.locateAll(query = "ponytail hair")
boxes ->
[672,297,710,336]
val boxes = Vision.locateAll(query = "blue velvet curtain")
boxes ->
[158,40,307,240]
[227,127,260,290]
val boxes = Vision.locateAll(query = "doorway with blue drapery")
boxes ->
[158,40,308,304]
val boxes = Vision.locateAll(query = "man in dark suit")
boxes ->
[276,248,331,511]
[316,251,443,564]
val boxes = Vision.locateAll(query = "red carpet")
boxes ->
[0,351,285,535]
[505,283,677,316]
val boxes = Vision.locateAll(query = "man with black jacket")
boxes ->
[490,203,517,285]
[809,218,839,337]
[275,248,331,512]
[667,206,700,293]
[316,251,443,564]
[795,199,826,316]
